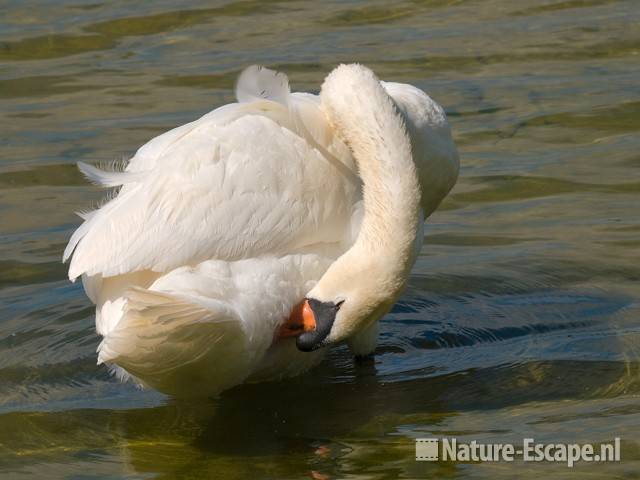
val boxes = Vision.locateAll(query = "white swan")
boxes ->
[64,64,459,397]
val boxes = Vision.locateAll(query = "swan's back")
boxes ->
[64,68,359,282]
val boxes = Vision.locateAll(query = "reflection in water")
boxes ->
[1,358,639,478]
[1,0,640,477]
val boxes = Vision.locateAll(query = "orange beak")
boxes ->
[277,299,317,339]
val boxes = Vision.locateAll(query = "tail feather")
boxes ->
[98,287,252,397]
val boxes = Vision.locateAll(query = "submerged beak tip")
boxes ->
[296,333,323,352]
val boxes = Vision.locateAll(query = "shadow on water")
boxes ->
[0,356,638,477]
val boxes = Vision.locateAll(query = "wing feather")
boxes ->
[235,65,289,105]
[66,108,359,280]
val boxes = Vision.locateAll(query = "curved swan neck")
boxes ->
[321,65,421,279]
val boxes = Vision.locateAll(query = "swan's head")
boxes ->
[294,249,404,352]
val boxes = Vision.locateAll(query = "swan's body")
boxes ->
[64,64,458,397]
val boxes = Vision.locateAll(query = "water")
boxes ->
[1,0,639,477]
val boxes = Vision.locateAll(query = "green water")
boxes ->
[1,0,640,478]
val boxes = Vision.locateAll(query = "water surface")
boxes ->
[1,0,639,478]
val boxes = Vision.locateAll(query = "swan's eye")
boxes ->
[335,300,345,311]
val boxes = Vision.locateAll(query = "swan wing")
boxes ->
[65,71,359,280]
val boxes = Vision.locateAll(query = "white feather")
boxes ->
[96,254,332,397]
[77,161,144,187]
[64,64,459,397]
[235,65,290,105]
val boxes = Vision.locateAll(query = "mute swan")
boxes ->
[64,64,459,397]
